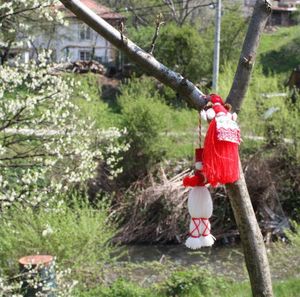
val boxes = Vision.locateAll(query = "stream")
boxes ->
[116,243,300,284]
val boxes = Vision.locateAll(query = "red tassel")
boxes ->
[202,118,240,187]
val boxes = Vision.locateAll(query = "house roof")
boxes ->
[57,0,123,20]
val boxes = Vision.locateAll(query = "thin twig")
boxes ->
[149,14,164,55]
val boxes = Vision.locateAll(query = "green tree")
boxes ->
[220,7,249,67]
[129,23,213,82]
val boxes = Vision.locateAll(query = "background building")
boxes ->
[22,0,124,65]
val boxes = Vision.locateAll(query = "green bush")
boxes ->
[74,278,157,297]
[117,77,171,185]
[0,194,116,283]
[160,267,221,297]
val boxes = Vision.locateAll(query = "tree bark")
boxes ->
[59,1,273,296]
[226,163,273,297]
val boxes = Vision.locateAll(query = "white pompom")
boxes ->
[206,108,216,120]
[200,110,207,121]
[185,219,215,249]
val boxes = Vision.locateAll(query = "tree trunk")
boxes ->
[225,1,273,296]
[226,164,273,297]
[59,1,273,296]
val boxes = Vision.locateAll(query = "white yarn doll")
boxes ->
[183,148,215,249]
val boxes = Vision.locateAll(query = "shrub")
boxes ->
[160,268,218,297]
[0,194,116,284]
[74,278,157,297]
[117,77,171,185]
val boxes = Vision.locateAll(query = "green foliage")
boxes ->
[291,10,300,24]
[74,279,157,297]
[219,6,248,68]
[129,23,212,82]
[258,25,300,55]
[117,77,171,184]
[72,263,300,297]
[0,194,116,282]
[69,73,120,128]
[160,267,220,297]
[218,63,299,142]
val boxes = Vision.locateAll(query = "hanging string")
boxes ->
[198,111,202,148]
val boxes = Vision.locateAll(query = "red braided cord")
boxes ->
[189,218,211,238]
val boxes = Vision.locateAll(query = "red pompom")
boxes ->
[183,174,207,187]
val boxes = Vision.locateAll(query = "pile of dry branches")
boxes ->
[53,60,106,74]
[110,149,296,244]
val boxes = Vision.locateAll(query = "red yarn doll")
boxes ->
[201,94,241,187]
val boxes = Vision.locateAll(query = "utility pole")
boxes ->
[212,0,221,92]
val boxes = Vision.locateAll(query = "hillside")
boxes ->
[258,26,300,75]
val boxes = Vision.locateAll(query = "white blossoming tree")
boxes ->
[0,0,66,64]
[0,53,129,208]
[0,0,129,211]
[0,1,128,294]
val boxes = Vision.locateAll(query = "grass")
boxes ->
[219,278,300,297]
[258,26,300,75]
[258,26,300,55]
[73,275,300,297]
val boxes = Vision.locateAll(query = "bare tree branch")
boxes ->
[0,4,48,21]
[164,0,179,23]
[149,15,164,55]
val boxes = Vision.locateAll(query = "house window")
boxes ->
[80,25,91,40]
[79,51,91,61]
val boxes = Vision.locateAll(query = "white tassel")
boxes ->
[185,236,202,250]
[185,186,215,249]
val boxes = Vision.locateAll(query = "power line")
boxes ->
[119,0,213,13]
[99,1,215,16]
[124,2,215,17]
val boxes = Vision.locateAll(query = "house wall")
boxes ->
[32,18,116,64]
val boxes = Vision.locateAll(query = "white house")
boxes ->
[24,0,124,65]
[244,0,299,25]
